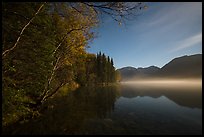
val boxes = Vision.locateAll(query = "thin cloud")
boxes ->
[131,2,201,36]
[170,33,202,53]
[147,2,201,27]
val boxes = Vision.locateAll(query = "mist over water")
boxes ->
[121,78,202,89]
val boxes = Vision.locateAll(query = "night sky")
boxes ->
[87,2,202,69]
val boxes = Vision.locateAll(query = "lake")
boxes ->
[2,80,202,135]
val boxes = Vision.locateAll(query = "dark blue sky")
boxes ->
[87,2,202,69]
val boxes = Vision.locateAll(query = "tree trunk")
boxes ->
[2,2,46,57]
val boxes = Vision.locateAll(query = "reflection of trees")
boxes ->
[3,85,120,135]
[120,85,202,109]
[72,86,120,118]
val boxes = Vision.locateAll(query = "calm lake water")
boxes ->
[3,81,202,135]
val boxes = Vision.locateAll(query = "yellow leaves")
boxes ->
[65,59,72,66]
[52,3,97,72]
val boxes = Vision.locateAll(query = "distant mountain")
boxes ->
[159,54,202,78]
[118,66,137,81]
[117,54,202,81]
[118,66,160,81]
[138,66,160,75]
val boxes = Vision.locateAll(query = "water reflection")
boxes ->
[2,82,202,135]
[120,83,202,109]
[2,85,120,135]
[111,95,202,135]
[109,82,202,135]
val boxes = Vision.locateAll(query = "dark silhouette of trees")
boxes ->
[75,52,119,86]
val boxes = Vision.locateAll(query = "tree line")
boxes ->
[75,52,120,86]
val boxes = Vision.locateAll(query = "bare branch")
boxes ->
[43,82,65,101]
[2,2,46,58]
[39,55,61,102]
[81,2,146,24]
[52,27,85,56]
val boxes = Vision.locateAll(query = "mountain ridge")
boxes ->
[117,54,202,81]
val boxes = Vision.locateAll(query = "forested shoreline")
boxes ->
[2,2,202,135]
[2,2,145,127]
